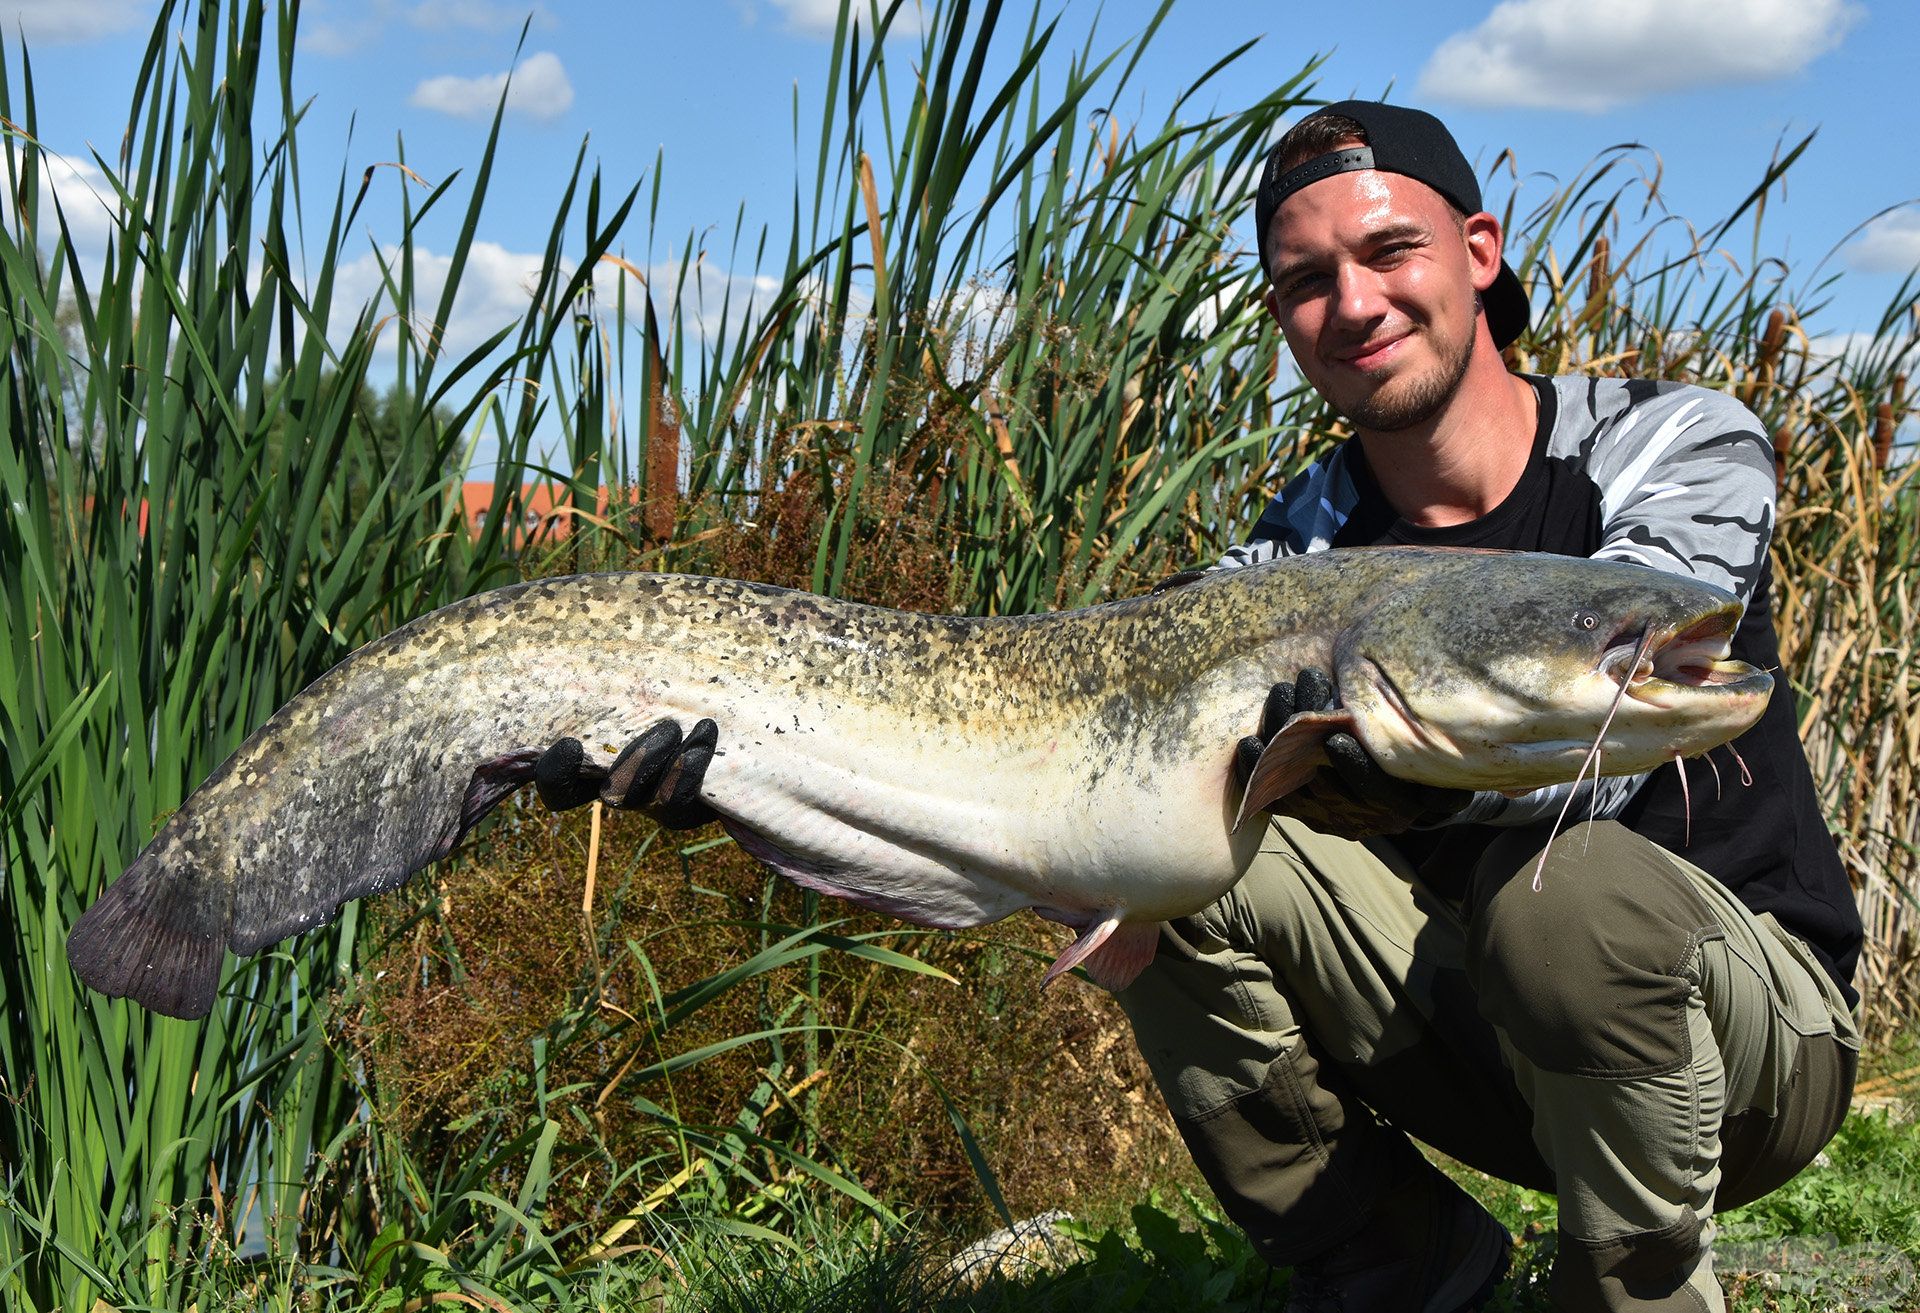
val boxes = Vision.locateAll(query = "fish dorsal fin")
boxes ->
[1231,709,1357,832]
[1041,913,1161,991]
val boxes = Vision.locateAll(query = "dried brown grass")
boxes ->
[349,787,1190,1235]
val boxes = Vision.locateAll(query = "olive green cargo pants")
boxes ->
[1116,817,1859,1312]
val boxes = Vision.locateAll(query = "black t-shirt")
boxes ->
[1223,375,1863,1004]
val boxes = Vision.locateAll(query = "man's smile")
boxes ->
[1333,332,1411,371]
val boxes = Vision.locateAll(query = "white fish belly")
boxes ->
[593,668,1264,933]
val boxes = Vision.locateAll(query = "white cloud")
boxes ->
[34,154,123,260]
[0,148,133,293]
[299,0,552,56]
[1803,330,1875,368]
[324,243,788,387]
[0,0,145,43]
[1847,210,1920,276]
[330,240,559,367]
[765,0,926,41]
[409,50,574,122]
[590,253,789,346]
[300,23,371,57]
[767,0,842,34]
[407,0,554,32]
[1417,0,1859,112]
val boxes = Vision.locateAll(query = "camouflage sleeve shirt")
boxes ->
[1220,375,1862,1000]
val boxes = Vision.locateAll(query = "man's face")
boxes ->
[1261,167,1502,432]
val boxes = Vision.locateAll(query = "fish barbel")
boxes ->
[65,547,1772,1018]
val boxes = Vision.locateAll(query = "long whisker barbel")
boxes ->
[1532,624,1658,893]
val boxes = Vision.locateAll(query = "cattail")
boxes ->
[1738,307,1790,407]
[1587,235,1609,306]
[1773,424,1794,492]
[1868,371,1905,471]
[642,297,681,546]
[1757,307,1788,375]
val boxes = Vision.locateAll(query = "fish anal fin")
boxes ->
[719,818,1016,931]
[1231,709,1356,832]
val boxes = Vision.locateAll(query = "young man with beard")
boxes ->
[1106,101,1861,1312]
[530,100,1863,1313]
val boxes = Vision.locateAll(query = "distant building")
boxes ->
[460,481,640,546]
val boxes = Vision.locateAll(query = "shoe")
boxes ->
[1284,1159,1511,1312]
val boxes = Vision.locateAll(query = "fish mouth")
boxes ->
[1601,605,1771,703]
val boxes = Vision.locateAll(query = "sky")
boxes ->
[6,0,1917,442]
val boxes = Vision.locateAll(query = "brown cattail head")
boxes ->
[1758,307,1788,374]
[1773,423,1794,491]
[1744,307,1790,407]
[1587,235,1610,305]
[642,294,681,545]
[1874,400,1895,471]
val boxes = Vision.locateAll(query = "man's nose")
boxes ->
[1329,263,1388,327]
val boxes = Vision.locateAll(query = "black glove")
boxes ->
[1234,668,1470,840]
[534,718,719,830]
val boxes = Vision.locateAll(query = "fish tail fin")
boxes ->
[67,749,546,1021]
[66,848,231,1020]
[1041,914,1160,991]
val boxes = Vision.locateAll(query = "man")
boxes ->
[534,101,1862,1313]
[1106,101,1861,1312]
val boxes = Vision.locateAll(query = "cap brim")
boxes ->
[1486,260,1530,351]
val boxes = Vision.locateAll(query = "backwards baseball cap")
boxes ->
[1254,100,1531,350]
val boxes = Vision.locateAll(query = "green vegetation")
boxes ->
[0,0,1914,1309]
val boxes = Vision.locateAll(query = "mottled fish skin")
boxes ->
[64,548,1771,1018]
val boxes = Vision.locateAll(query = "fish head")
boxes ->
[1331,551,1774,791]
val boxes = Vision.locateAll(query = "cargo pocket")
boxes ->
[1717,915,1860,1209]
[1756,913,1860,1046]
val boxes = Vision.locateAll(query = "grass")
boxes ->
[600,1104,1920,1313]
[0,0,1914,1307]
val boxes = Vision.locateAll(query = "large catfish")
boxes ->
[66,547,1771,1018]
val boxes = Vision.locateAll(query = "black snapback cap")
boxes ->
[1254,100,1531,350]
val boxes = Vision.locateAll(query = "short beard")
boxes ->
[1342,320,1476,432]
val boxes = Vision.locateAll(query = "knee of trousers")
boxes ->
[1467,821,1726,1077]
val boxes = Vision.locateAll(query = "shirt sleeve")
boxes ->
[1585,386,1776,606]
[1216,453,1355,568]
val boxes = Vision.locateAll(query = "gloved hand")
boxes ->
[1234,669,1470,840]
[533,719,719,830]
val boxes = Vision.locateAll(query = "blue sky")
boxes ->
[8,0,1917,405]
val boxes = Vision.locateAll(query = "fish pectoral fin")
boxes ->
[1041,914,1160,991]
[1231,709,1357,833]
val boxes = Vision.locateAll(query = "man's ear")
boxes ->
[1463,211,1504,293]
[1262,284,1283,326]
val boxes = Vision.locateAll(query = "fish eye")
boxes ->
[1572,609,1601,632]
